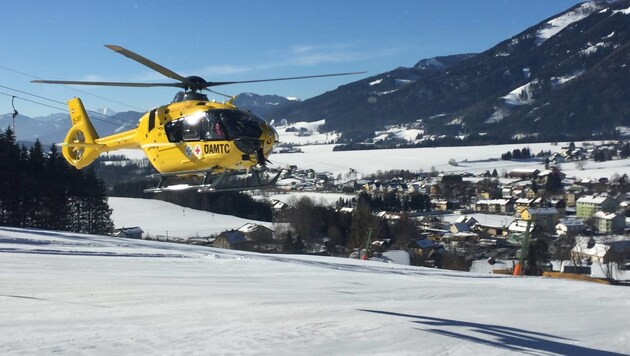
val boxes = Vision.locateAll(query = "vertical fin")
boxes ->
[62,98,103,169]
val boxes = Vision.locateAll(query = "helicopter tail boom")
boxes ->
[62,98,142,170]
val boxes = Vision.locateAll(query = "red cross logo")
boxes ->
[195,146,201,155]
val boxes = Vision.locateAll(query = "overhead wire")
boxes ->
[0,63,146,112]
[0,83,137,127]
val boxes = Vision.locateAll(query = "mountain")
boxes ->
[267,0,630,142]
[0,109,141,144]
[232,92,300,118]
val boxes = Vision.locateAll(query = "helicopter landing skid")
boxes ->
[144,168,282,194]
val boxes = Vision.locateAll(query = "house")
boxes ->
[406,239,445,258]
[549,199,567,216]
[450,222,472,234]
[434,200,450,211]
[238,223,273,242]
[214,230,248,250]
[514,198,535,216]
[113,226,144,239]
[455,215,479,229]
[555,218,585,236]
[522,187,537,199]
[508,219,535,234]
[474,198,514,214]
[575,195,618,219]
[570,236,630,265]
[592,212,625,234]
[522,207,559,233]
[236,223,278,252]
[270,199,289,211]
[507,168,540,180]
[416,215,443,230]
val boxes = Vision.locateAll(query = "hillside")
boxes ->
[268,0,630,141]
[1,225,629,354]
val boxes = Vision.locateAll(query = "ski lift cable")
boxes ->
[0,63,145,111]
[0,85,136,126]
[0,90,130,127]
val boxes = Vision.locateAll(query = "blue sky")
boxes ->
[0,0,584,117]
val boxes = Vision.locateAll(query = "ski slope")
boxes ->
[1,226,629,355]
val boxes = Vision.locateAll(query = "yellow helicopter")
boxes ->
[33,45,363,193]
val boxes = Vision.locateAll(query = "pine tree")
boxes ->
[43,144,71,230]
[25,140,46,227]
[0,128,23,226]
[80,168,114,234]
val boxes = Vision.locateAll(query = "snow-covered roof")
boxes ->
[576,195,611,204]
[475,199,513,205]
[238,223,264,233]
[592,211,618,220]
[508,220,534,232]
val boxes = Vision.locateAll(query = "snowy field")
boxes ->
[108,197,273,238]
[1,225,630,355]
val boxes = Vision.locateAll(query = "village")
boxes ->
[113,140,630,283]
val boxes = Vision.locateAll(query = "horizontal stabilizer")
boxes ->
[59,142,106,148]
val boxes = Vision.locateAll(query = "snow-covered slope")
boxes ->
[108,197,272,238]
[1,226,629,355]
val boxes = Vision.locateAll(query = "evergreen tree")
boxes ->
[25,140,46,227]
[43,144,71,230]
[544,167,564,194]
[0,128,113,234]
[78,168,114,234]
[0,128,23,226]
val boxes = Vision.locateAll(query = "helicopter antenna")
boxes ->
[206,88,233,99]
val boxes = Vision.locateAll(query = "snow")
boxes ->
[580,42,609,56]
[374,127,424,143]
[485,107,509,124]
[502,81,537,106]
[2,226,630,355]
[443,213,514,229]
[264,192,355,206]
[108,197,273,238]
[274,119,341,145]
[536,2,602,45]
[551,72,583,87]
[369,78,383,86]
[613,5,630,15]
[270,142,564,179]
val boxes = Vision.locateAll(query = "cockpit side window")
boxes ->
[182,116,201,141]
[165,118,183,143]
[213,109,264,139]
[204,113,227,140]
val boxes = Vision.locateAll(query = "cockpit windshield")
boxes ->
[165,109,266,143]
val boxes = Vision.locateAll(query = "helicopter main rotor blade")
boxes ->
[105,44,199,89]
[31,79,185,88]
[204,71,367,88]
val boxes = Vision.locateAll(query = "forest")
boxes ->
[0,128,113,234]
